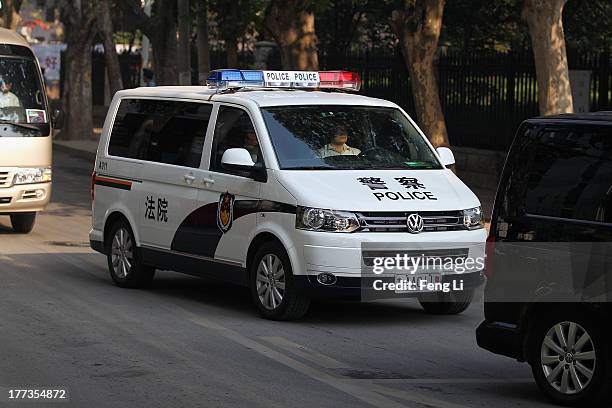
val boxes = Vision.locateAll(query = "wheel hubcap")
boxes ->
[111,228,133,279]
[255,254,285,310]
[541,321,596,395]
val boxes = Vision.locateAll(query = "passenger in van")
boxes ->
[0,75,21,108]
[317,126,361,158]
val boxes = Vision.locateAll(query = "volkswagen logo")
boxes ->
[406,213,424,233]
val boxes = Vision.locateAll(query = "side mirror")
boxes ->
[221,148,267,182]
[52,109,64,130]
[436,147,455,167]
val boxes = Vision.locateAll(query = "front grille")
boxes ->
[362,248,469,267]
[0,171,11,188]
[357,211,465,232]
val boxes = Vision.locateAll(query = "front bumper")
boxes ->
[0,182,51,213]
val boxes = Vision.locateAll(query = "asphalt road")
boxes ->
[0,149,554,408]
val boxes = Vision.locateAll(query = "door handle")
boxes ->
[202,177,215,185]
[184,174,196,184]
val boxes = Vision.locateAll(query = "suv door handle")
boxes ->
[202,177,215,185]
[184,174,196,184]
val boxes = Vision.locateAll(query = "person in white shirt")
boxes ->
[0,76,21,109]
[318,126,361,158]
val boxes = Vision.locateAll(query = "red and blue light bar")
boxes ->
[206,69,361,91]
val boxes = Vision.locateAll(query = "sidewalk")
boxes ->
[52,139,497,222]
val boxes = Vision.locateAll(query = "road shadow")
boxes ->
[146,271,479,326]
[0,217,14,234]
[5,252,481,327]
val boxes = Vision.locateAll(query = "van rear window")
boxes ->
[108,99,212,168]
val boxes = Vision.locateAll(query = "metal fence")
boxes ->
[75,48,611,151]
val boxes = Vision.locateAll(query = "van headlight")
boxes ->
[13,167,52,185]
[463,206,484,229]
[296,206,360,233]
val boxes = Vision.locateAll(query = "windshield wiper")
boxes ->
[0,121,41,131]
[287,166,335,170]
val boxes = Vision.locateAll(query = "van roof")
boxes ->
[529,111,612,124]
[114,86,398,108]
[0,28,30,48]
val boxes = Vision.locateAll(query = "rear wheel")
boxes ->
[10,212,36,233]
[106,220,155,288]
[529,312,611,406]
[249,241,310,320]
[418,289,473,315]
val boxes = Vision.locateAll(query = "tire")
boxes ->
[249,241,310,320]
[106,219,155,288]
[528,310,611,407]
[418,288,473,315]
[10,212,36,233]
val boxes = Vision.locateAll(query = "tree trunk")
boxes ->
[226,38,238,68]
[196,0,210,81]
[264,0,319,70]
[391,0,449,148]
[62,31,94,140]
[1,0,22,29]
[97,0,123,96]
[151,1,178,85]
[523,0,573,115]
[177,0,191,85]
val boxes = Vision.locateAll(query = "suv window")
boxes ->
[210,105,262,174]
[524,126,612,223]
[108,99,212,168]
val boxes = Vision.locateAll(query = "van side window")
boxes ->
[108,99,212,168]
[524,127,612,223]
[210,106,262,174]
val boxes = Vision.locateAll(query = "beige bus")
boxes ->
[0,28,61,233]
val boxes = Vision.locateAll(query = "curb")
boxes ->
[53,142,97,163]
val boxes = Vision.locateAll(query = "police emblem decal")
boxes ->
[217,192,235,233]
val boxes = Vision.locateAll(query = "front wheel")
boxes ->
[249,241,310,320]
[106,220,155,288]
[10,212,36,233]
[529,312,611,406]
[418,288,473,315]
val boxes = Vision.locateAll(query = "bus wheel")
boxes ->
[10,212,36,234]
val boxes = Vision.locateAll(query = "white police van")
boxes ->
[90,69,487,320]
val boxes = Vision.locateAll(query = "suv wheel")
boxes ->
[249,241,310,320]
[529,313,611,406]
[418,288,473,315]
[10,212,36,233]
[106,220,155,288]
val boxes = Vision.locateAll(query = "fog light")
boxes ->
[317,272,337,286]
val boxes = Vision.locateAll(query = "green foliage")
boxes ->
[210,0,262,43]
[563,0,612,52]
[442,0,528,51]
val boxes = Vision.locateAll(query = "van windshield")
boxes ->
[0,55,48,137]
[261,106,442,170]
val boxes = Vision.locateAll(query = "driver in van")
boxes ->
[317,126,361,157]
[242,129,260,163]
[0,75,21,109]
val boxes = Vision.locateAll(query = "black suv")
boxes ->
[477,113,612,406]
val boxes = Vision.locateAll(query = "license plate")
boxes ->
[394,274,441,293]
